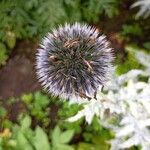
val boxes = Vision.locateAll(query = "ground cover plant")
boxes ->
[0,0,150,150]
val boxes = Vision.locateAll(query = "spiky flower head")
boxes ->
[36,23,113,101]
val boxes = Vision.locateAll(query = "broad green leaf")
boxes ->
[17,132,33,150]
[34,126,51,150]
[52,126,61,146]
[20,115,31,129]
[8,139,17,147]
[60,130,74,144]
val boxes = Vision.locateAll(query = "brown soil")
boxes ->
[0,40,41,100]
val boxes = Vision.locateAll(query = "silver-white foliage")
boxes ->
[131,0,150,18]
[135,51,150,76]
[110,79,150,150]
[68,50,150,150]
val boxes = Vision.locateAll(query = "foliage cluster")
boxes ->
[0,91,113,150]
[0,0,120,65]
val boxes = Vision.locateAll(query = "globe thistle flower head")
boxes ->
[36,23,113,101]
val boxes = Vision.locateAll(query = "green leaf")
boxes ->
[52,126,61,146]
[51,127,74,150]
[5,31,16,49]
[60,130,74,144]
[34,92,49,108]
[77,143,95,150]
[34,126,51,150]
[77,142,108,150]
[22,93,33,104]
[0,43,8,65]
[2,119,13,128]
[143,42,150,50]
[20,115,31,129]
[0,106,7,118]
[122,24,143,37]
[17,131,33,150]
[8,140,17,147]
[56,144,74,150]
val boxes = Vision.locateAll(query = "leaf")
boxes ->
[20,115,31,129]
[77,142,97,150]
[17,131,33,150]
[34,126,51,150]
[143,42,150,50]
[122,24,142,36]
[34,92,49,108]
[0,107,7,118]
[0,43,8,65]
[92,135,110,150]
[56,144,74,150]
[5,31,16,49]
[51,126,74,150]
[60,130,74,144]
[22,93,33,104]
[52,126,61,146]
[77,142,108,150]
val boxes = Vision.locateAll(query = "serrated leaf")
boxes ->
[60,130,74,144]
[34,126,51,150]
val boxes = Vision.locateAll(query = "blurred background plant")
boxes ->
[131,0,150,18]
[0,0,150,149]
